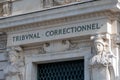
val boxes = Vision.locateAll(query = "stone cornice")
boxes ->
[0,0,119,30]
[0,0,17,3]
[3,11,114,32]
[0,0,9,3]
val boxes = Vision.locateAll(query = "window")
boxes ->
[37,59,84,80]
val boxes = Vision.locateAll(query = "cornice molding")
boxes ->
[0,0,119,31]
[3,11,115,33]
[0,0,17,3]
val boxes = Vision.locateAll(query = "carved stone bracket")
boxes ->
[43,40,70,53]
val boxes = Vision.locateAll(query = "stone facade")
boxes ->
[0,34,7,80]
[0,0,120,80]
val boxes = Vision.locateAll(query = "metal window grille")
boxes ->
[37,59,84,80]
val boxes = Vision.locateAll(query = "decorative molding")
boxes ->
[42,0,54,8]
[2,1,12,17]
[0,0,15,17]
[0,0,17,3]
[38,46,45,54]
[3,11,114,33]
[25,46,91,80]
[7,46,23,52]
[22,36,91,54]
[0,0,118,30]
[53,0,91,6]
[43,40,70,53]
[69,37,91,50]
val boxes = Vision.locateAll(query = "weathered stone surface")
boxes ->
[0,53,7,61]
[0,0,119,80]
[90,34,117,80]
[7,18,109,46]
[0,62,7,70]
[0,70,4,79]
[4,46,25,80]
[12,0,42,15]
[0,42,6,50]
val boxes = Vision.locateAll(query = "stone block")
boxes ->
[0,53,7,61]
[0,62,7,70]
[0,70,4,79]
